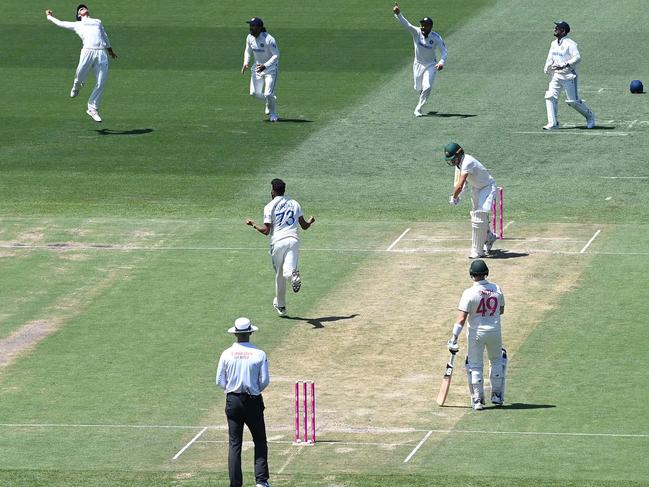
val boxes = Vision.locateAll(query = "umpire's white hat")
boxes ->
[228,317,259,334]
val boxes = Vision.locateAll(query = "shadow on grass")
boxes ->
[424,111,477,118]
[282,313,359,329]
[94,128,154,136]
[441,402,556,410]
[264,118,313,123]
[488,249,529,259]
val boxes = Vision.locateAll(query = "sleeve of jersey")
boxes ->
[264,37,279,68]
[215,353,228,389]
[243,38,252,65]
[566,41,581,66]
[394,13,419,37]
[498,286,505,307]
[47,16,77,31]
[436,34,448,63]
[259,354,270,391]
[263,205,272,224]
[99,22,111,48]
[458,290,470,312]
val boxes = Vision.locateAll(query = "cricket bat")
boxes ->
[436,352,457,406]
[453,167,460,187]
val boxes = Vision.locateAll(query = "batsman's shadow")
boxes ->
[283,314,359,329]
[499,403,556,410]
[425,111,477,118]
[94,128,154,136]
[488,249,529,259]
[264,118,313,123]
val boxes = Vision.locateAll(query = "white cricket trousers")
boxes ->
[75,48,109,111]
[270,236,299,308]
[467,328,503,397]
[413,61,438,111]
[471,182,497,213]
[545,74,593,125]
[250,68,278,117]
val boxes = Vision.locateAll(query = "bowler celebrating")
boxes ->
[45,5,117,123]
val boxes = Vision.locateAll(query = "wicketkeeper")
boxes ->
[447,260,507,410]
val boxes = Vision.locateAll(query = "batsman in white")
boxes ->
[242,17,280,123]
[45,4,117,123]
[245,179,315,317]
[447,260,507,410]
[392,3,447,117]
[543,21,595,130]
[445,142,498,259]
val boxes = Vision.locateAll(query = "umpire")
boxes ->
[216,317,271,487]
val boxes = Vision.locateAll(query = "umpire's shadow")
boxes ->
[424,111,477,118]
[443,403,556,410]
[283,314,359,329]
[94,128,154,136]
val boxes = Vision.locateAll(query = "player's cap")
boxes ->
[76,4,88,21]
[444,142,462,160]
[630,80,644,94]
[228,317,259,334]
[246,17,264,27]
[469,259,489,277]
[554,21,570,33]
[419,16,433,25]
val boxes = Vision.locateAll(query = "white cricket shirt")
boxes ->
[216,342,270,395]
[244,32,279,73]
[544,37,581,80]
[263,196,303,246]
[458,279,505,332]
[394,13,447,67]
[47,15,111,49]
[460,154,494,190]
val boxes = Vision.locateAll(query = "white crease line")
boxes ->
[503,220,514,232]
[513,131,628,136]
[172,426,207,460]
[386,227,411,251]
[403,430,432,463]
[197,439,416,447]
[600,176,649,179]
[580,229,602,254]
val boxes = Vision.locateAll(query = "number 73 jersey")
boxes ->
[458,280,505,332]
[264,196,304,246]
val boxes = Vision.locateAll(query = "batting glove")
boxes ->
[447,339,459,354]
[449,196,460,206]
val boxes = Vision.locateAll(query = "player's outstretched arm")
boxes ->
[245,219,271,235]
[299,215,315,230]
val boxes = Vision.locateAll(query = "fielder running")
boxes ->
[242,17,280,122]
[447,260,507,410]
[445,142,498,259]
[392,3,447,117]
[45,4,117,123]
[543,20,595,130]
[245,179,315,317]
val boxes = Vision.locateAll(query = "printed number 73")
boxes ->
[476,296,499,316]
[275,210,295,226]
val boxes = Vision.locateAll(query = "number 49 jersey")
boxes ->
[264,196,303,246]
[458,280,505,332]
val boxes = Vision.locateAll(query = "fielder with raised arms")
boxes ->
[447,260,507,410]
[445,142,498,259]
[392,3,447,117]
[45,4,117,123]
[543,20,595,130]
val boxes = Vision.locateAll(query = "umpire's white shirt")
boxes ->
[459,280,505,332]
[216,342,269,395]
[544,37,581,80]
[460,154,494,190]
[394,13,447,67]
[47,15,111,49]
[244,32,279,73]
[264,196,303,246]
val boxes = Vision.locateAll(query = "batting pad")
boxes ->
[471,210,489,254]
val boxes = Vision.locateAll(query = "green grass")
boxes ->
[2,0,649,485]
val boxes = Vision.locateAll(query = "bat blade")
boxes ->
[453,167,460,186]
[436,353,456,406]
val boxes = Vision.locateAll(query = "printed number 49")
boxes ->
[476,297,499,316]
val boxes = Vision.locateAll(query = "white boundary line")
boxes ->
[386,228,411,251]
[403,430,432,463]
[580,229,602,254]
[172,426,207,460]
[513,131,628,137]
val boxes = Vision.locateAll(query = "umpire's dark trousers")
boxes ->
[225,392,269,487]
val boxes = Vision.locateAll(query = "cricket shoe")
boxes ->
[472,397,485,411]
[269,114,278,122]
[469,250,486,259]
[586,112,596,129]
[491,393,503,406]
[264,103,270,115]
[414,109,424,117]
[291,270,301,293]
[484,231,498,253]
[256,482,272,487]
[70,84,81,98]
[272,298,287,317]
[542,123,559,130]
[86,109,102,122]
